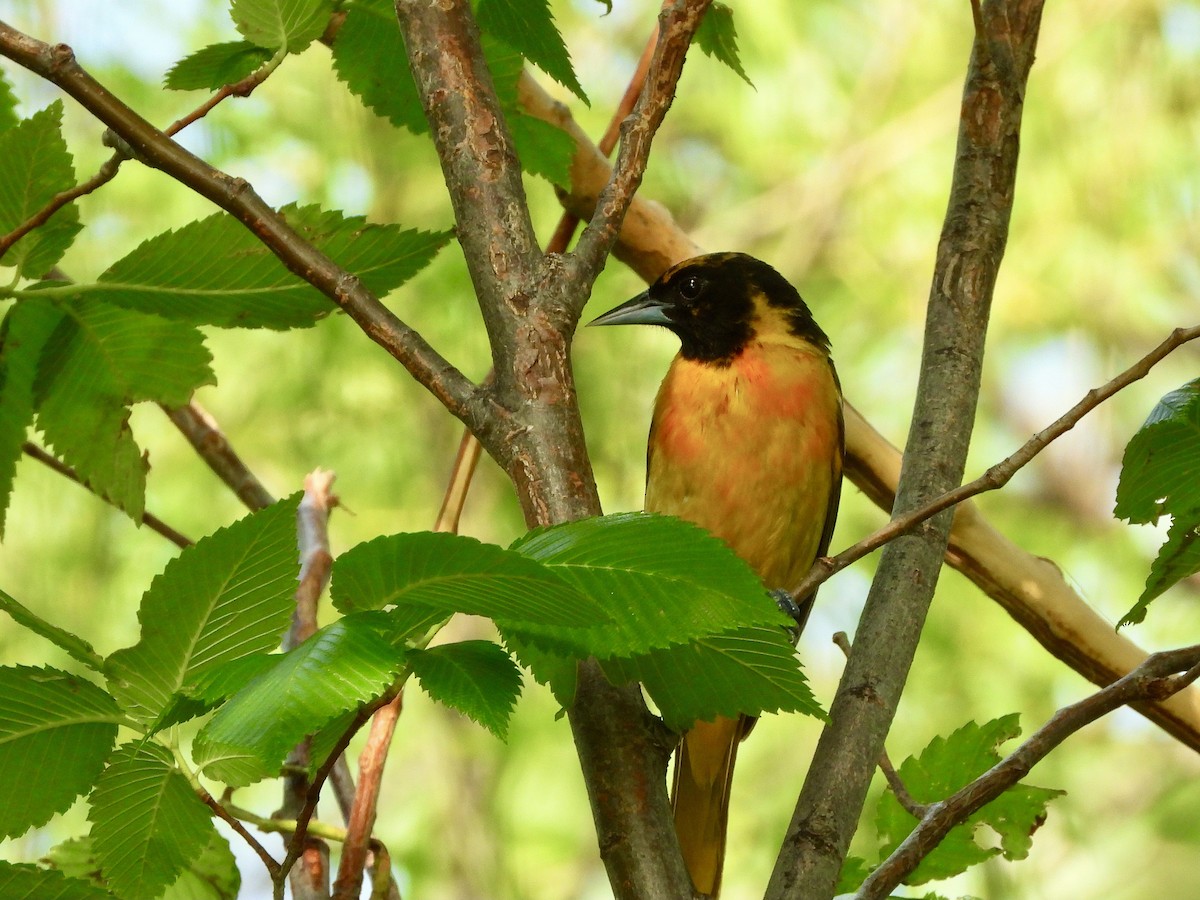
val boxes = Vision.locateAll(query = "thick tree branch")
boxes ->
[391,3,708,896]
[768,3,1047,894]
[0,23,487,437]
[857,643,1200,899]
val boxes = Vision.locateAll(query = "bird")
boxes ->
[589,252,844,897]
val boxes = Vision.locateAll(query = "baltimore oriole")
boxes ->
[591,252,844,897]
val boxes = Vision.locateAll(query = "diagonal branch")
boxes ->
[789,322,1200,602]
[856,643,1200,899]
[0,22,487,438]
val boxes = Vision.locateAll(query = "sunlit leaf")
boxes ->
[229,0,332,52]
[89,743,217,900]
[695,3,753,87]
[105,496,300,724]
[409,641,522,739]
[0,862,117,900]
[477,0,587,102]
[164,41,274,91]
[0,667,121,839]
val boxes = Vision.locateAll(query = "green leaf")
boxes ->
[476,0,587,102]
[0,71,18,133]
[44,832,240,900]
[1115,379,1200,624]
[331,530,601,626]
[33,299,214,520]
[164,41,275,91]
[835,855,872,894]
[0,587,103,670]
[0,862,117,900]
[0,102,82,279]
[508,113,575,189]
[89,743,217,900]
[331,0,427,133]
[875,716,1063,884]
[105,496,301,725]
[601,625,822,729]
[0,300,60,537]
[502,631,578,709]
[72,204,449,329]
[409,641,522,739]
[229,0,332,52]
[509,513,791,659]
[694,3,752,87]
[0,666,121,839]
[193,616,401,786]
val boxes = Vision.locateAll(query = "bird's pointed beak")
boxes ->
[587,290,673,327]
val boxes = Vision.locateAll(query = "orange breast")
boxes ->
[645,340,841,591]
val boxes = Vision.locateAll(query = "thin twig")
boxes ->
[856,643,1200,899]
[163,402,277,512]
[832,632,928,819]
[789,323,1200,603]
[21,441,192,548]
[200,788,280,877]
[0,50,283,265]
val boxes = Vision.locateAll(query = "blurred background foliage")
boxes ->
[2,0,1199,897]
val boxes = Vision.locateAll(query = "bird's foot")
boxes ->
[772,589,804,643]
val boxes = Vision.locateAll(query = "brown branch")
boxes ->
[789,322,1200,602]
[0,23,487,437]
[163,402,276,512]
[831,632,928,820]
[566,0,712,299]
[278,689,401,891]
[332,693,403,900]
[289,840,331,900]
[21,441,192,548]
[200,787,280,878]
[856,643,1200,899]
[0,49,281,266]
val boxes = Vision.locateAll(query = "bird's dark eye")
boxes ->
[678,275,705,302]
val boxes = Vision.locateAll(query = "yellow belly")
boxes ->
[645,340,841,591]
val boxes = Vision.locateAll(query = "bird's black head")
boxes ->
[589,252,829,365]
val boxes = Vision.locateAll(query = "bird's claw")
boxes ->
[772,589,804,643]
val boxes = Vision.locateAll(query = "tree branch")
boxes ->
[163,401,277,512]
[768,3,1047,893]
[789,322,1200,602]
[856,643,1200,899]
[0,23,487,436]
[21,441,192,548]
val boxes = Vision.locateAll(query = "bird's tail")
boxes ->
[671,714,748,898]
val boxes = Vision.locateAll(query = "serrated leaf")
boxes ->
[409,641,521,739]
[44,832,240,900]
[147,654,280,735]
[477,0,587,102]
[331,530,601,627]
[89,743,217,900]
[0,587,102,670]
[600,625,821,729]
[694,3,752,87]
[0,300,61,537]
[510,513,791,659]
[501,631,578,708]
[1115,379,1200,624]
[33,299,214,519]
[0,862,117,900]
[230,0,332,52]
[0,102,82,278]
[105,496,301,725]
[331,0,427,133]
[164,41,274,91]
[835,855,872,894]
[0,72,18,133]
[193,616,401,786]
[508,113,575,188]
[74,204,449,329]
[1115,379,1200,523]
[0,666,122,839]
[875,715,1063,884]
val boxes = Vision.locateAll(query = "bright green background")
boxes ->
[2,0,1200,897]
